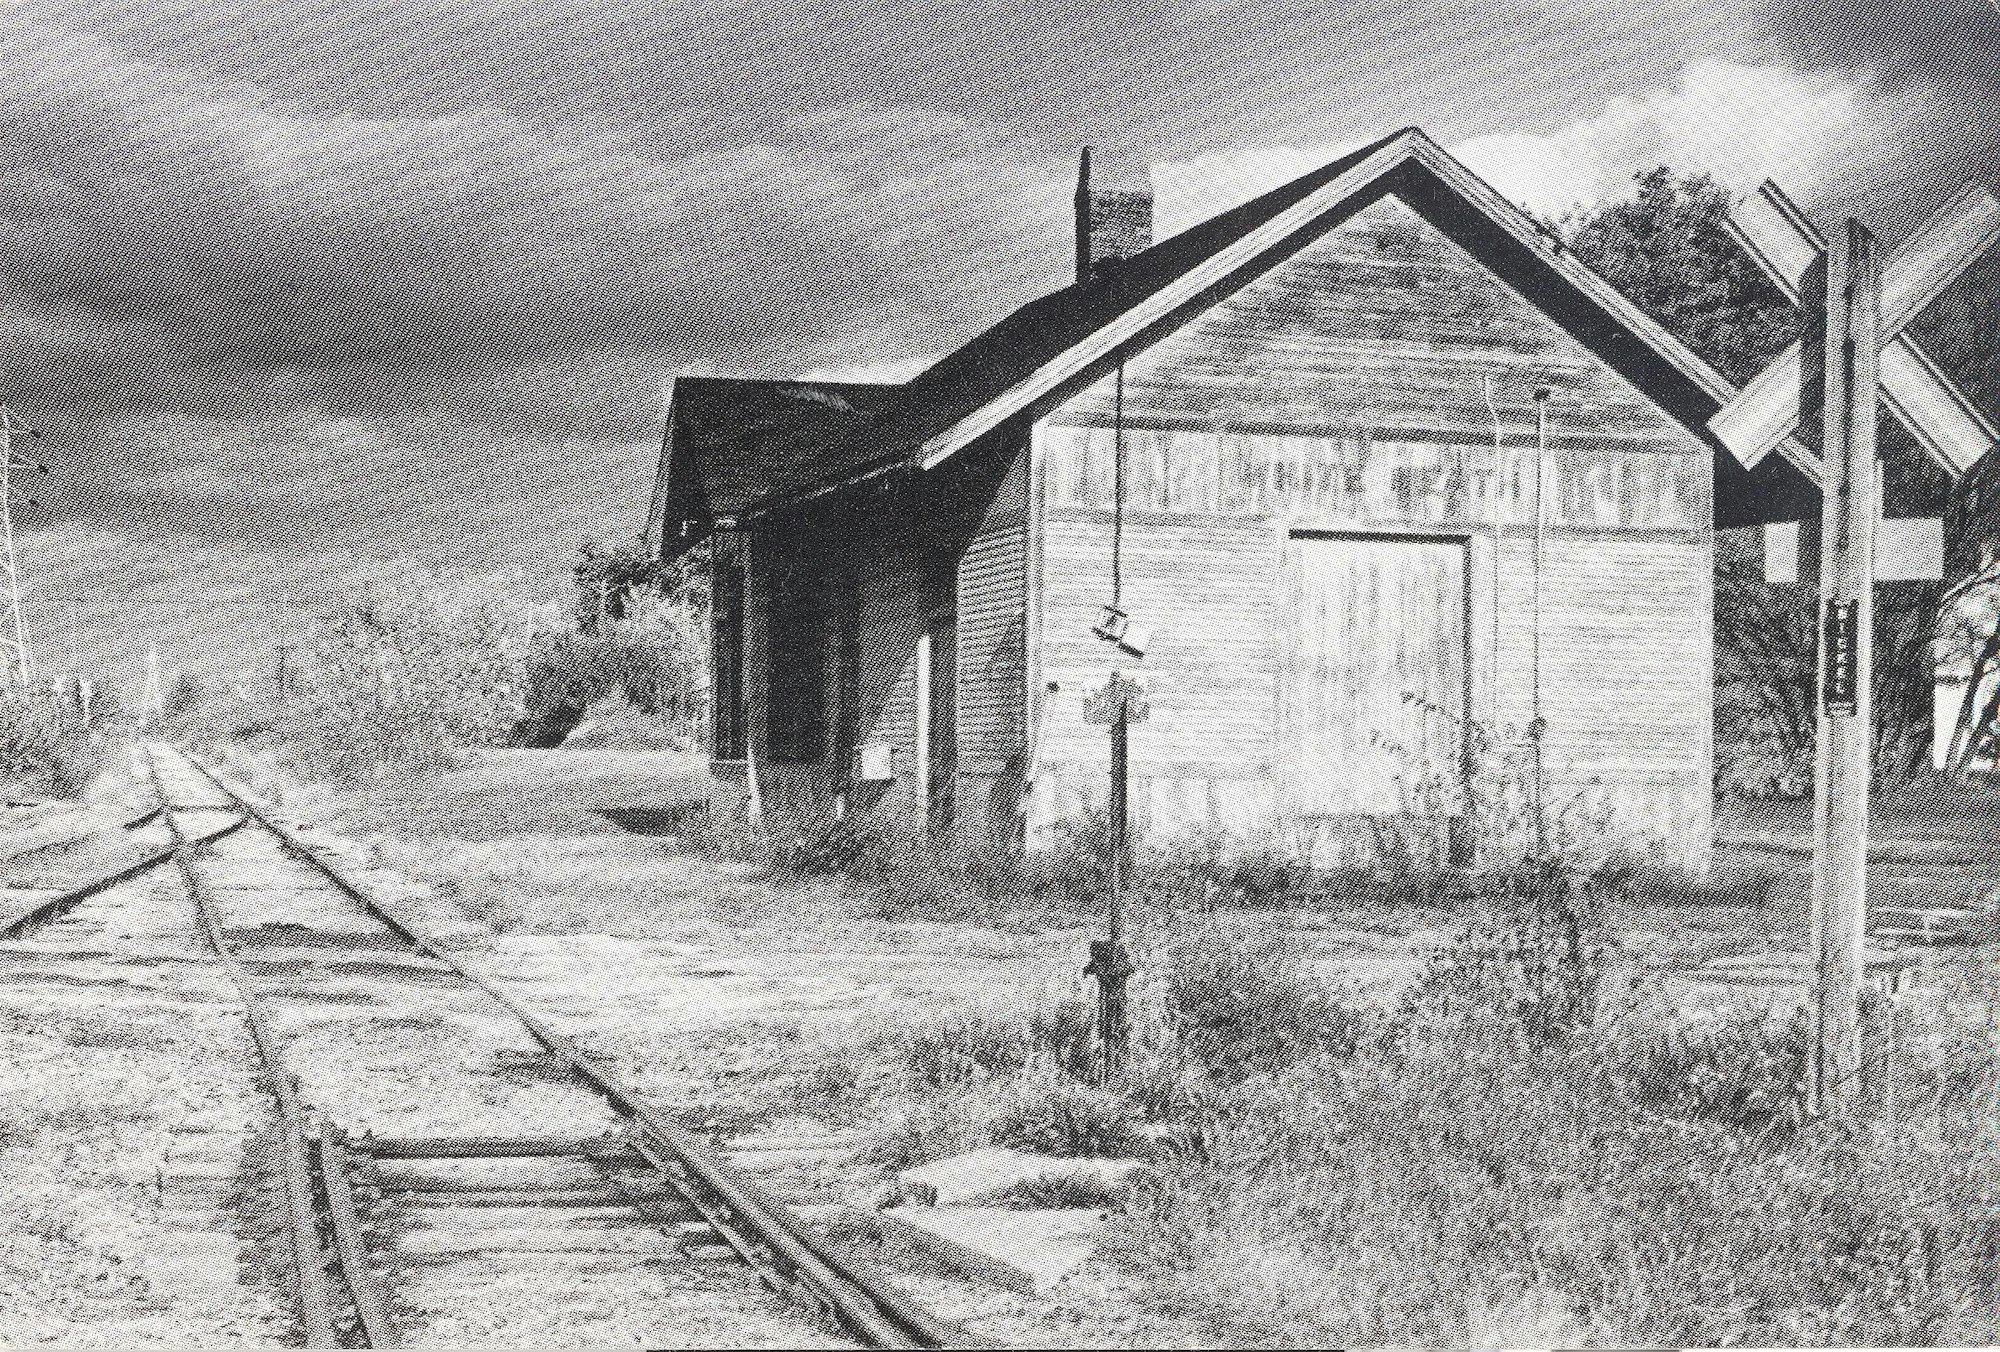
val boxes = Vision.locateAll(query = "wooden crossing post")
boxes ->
[1715,181,2000,1114]
[1810,219,1881,1113]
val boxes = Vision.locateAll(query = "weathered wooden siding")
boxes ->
[954,442,1031,843]
[727,438,1033,838]
[1026,192,1714,865]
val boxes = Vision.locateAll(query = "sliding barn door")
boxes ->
[1281,534,1468,848]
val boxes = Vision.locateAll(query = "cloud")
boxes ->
[1153,59,1886,240]
[1453,60,1879,218]
[1153,143,1364,240]
[1750,0,2000,221]
[0,17,1074,450]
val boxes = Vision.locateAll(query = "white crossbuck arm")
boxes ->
[1712,180,2000,478]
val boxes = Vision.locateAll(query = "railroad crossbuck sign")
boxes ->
[1715,180,2000,478]
[1711,180,2000,1115]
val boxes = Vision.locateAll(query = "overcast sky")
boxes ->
[2,0,1996,681]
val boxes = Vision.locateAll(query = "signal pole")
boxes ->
[0,407,45,689]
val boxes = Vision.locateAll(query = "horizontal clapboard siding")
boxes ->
[1039,512,1277,776]
[957,527,1026,775]
[852,532,926,811]
[1054,196,1691,442]
[1022,188,1714,864]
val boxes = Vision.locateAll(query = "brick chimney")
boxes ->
[1075,147,1153,282]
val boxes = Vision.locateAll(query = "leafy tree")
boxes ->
[1564,168,1946,791]
[572,538,708,633]
[519,539,712,748]
[1560,168,1798,386]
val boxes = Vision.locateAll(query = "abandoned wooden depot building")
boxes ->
[647,127,1809,867]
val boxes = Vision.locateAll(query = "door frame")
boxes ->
[1276,526,1476,844]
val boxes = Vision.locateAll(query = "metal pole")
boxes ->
[1529,385,1551,858]
[1093,687,1132,1079]
[1810,218,1881,1114]
[0,407,28,688]
[1090,355,1134,1079]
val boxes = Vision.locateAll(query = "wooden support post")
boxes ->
[1810,218,1881,1114]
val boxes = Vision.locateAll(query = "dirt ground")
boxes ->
[7,745,1992,1346]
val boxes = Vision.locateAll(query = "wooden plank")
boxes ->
[1727,181,1994,472]
[359,1133,629,1160]
[369,1159,612,1192]
[1726,179,1825,302]
[1879,184,2000,334]
[1879,338,1999,475]
[401,1189,682,1210]
[1712,184,2000,474]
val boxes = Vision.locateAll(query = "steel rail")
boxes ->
[0,818,239,938]
[314,1123,402,1347]
[143,758,347,1349]
[165,746,976,1350]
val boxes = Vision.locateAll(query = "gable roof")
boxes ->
[662,127,1815,538]
[655,377,897,538]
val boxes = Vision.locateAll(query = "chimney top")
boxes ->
[1075,147,1153,283]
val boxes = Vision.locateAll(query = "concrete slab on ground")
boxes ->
[877,1204,1105,1294]
[897,1146,1147,1207]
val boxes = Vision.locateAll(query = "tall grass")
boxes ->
[790,886,2000,1347]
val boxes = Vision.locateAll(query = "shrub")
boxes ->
[0,692,102,798]
[1608,1006,1808,1133]
[883,997,1095,1091]
[518,591,702,748]
[986,1169,1131,1211]
[274,566,542,781]
[1402,861,1612,1046]
[1153,922,1367,1085]
[1108,986,2000,1348]
[987,1074,1143,1157]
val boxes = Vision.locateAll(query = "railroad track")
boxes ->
[0,797,196,938]
[142,743,971,1350]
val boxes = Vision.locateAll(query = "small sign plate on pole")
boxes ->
[1823,600,1860,715]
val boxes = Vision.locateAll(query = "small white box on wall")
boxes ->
[855,743,895,781]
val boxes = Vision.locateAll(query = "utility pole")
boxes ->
[0,407,46,690]
[140,645,166,726]
[1810,219,1881,1113]
[1084,669,1145,1078]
